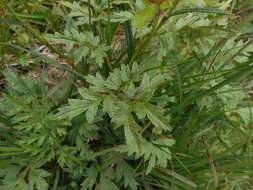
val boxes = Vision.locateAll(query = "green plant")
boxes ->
[1,0,253,189]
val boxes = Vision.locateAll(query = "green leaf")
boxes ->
[56,87,103,122]
[86,100,101,123]
[146,154,156,174]
[145,103,172,131]
[81,165,98,190]
[133,5,156,28]
[90,44,110,67]
[123,83,136,97]
[28,169,50,190]
[116,161,138,190]
[99,178,119,190]
[133,102,146,120]
[74,47,89,64]
[118,138,174,175]
[111,11,133,23]
[124,124,140,153]
[78,88,98,101]
[0,165,21,181]
[56,99,89,120]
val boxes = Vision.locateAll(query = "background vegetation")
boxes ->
[1,0,253,189]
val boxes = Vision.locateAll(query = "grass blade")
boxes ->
[157,168,197,188]
[170,60,253,114]
[172,8,230,16]
[0,18,19,24]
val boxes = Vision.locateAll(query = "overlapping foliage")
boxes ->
[1,0,253,189]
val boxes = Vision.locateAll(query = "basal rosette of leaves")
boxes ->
[0,0,253,189]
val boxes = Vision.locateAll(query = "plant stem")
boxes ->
[128,0,182,66]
